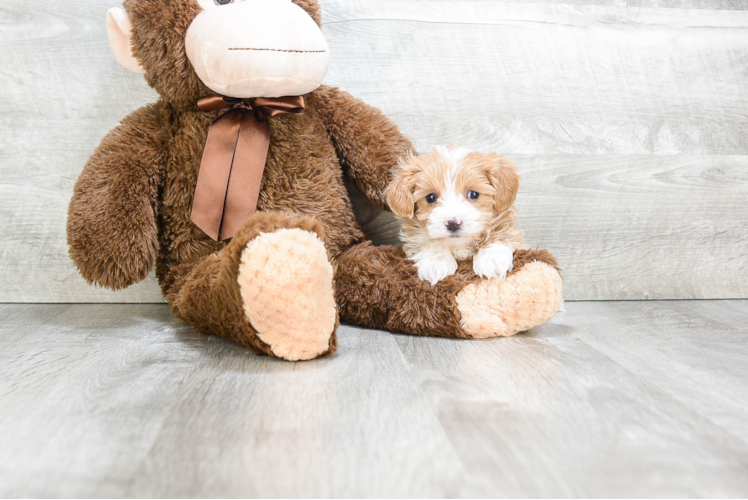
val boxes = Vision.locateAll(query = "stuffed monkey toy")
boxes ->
[67,0,563,361]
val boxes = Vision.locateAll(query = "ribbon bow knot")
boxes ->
[190,94,305,241]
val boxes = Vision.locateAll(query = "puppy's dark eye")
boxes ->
[467,190,480,200]
[214,0,234,5]
[426,193,438,204]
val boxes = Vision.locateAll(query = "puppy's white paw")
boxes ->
[473,243,514,280]
[415,253,458,285]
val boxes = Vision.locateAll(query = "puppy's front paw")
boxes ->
[473,243,514,280]
[415,253,458,285]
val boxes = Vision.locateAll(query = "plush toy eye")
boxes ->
[426,193,438,204]
[467,190,480,200]
[214,0,234,5]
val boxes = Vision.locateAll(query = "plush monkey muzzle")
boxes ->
[185,0,330,98]
[105,0,331,241]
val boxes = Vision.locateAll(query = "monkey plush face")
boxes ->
[107,0,329,104]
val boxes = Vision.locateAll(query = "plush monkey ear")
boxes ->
[485,154,520,212]
[385,166,417,219]
[106,7,146,75]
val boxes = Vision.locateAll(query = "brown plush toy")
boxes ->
[67,0,563,361]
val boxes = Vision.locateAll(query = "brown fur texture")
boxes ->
[67,0,562,359]
[334,246,559,338]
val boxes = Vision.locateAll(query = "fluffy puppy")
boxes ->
[385,145,528,285]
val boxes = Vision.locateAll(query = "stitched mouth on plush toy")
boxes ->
[228,47,327,53]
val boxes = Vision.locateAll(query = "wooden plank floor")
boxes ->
[1,302,747,498]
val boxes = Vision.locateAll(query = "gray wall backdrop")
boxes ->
[1,0,747,303]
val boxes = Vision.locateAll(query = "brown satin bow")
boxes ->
[191,94,305,241]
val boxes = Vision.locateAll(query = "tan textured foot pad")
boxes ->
[455,261,563,339]
[238,228,336,361]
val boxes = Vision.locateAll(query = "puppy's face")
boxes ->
[386,146,519,248]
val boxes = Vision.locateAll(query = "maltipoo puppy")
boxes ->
[385,145,528,285]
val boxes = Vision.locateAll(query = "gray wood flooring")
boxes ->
[1,301,747,498]
[1,0,747,302]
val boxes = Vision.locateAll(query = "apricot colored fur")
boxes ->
[67,0,562,359]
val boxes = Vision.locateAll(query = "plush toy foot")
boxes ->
[334,244,561,340]
[237,228,337,361]
[455,260,562,338]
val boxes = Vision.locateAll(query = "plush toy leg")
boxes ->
[334,243,562,339]
[454,256,562,338]
[168,211,338,361]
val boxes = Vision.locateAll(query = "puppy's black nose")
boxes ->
[446,219,462,232]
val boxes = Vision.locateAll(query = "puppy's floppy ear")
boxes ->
[484,154,520,212]
[385,158,418,219]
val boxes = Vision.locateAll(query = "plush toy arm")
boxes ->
[67,103,169,290]
[309,85,417,211]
